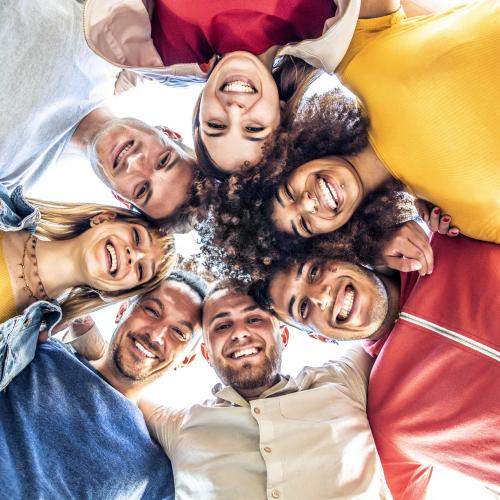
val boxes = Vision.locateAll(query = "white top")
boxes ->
[144,346,391,500]
[0,0,117,190]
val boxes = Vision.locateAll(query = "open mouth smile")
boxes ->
[316,176,343,213]
[105,240,119,275]
[134,340,157,359]
[229,346,262,360]
[220,77,257,94]
[113,140,134,170]
[336,285,356,322]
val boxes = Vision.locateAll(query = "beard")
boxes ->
[212,342,281,391]
[110,332,164,383]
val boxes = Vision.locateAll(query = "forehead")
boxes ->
[203,291,262,322]
[141,280,202,316]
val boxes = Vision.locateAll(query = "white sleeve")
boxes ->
[325,343,373,408]
[140,399,185,456]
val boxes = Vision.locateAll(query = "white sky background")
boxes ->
[27,63,493,498]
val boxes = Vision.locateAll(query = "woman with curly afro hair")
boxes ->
[198,89,419,280]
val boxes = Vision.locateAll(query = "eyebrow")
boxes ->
[145,297,164,311]
[287,262,305,319]
[274,189,284,208]
[243,305,259,313]
[179,320,194,332]
[209,311,229,326]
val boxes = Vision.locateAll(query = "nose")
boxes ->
[231,324,250,343]
[312,285,332,311]
[126,246,146,265]
[299,191,318,214]
[125,151,150,174]
[148,325,167,346]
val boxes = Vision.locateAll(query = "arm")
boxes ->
[139,399,184,455]
[59,316,108,361]
[360,0,454,19]
[0,301,61,390]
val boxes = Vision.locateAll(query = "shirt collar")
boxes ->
[211,374,300,407]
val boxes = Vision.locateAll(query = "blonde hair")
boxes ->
[27,199,176,322]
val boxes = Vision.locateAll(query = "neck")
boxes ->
[236,374,281,401]
[35,236,88,299]
[70,107,116,151]
[345,143,393,196]
[91,357,144,404]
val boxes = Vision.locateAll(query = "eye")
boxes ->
[309,265,319,282]
[214,322,231,332]
[207,121,226,130]
[284,183,294,201]
[137,263,144,282]
[143,306,159,318]
[298,298,309,320]
[135,181,149,200]
[245,126,264,133]
[133,227,141,246]
[172,327,189,342]
[248,316,263,324]
[158,150,171,169]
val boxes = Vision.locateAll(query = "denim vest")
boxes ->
[0,183,62,390]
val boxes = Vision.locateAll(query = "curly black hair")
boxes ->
[198,89,413,280]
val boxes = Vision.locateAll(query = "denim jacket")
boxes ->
[0,183,62,390]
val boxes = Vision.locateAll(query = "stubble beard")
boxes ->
[213,343,281,391]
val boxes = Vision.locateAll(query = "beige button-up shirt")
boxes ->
[145,346,391,500]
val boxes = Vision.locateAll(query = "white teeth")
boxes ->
[222,81,256,94]
[115,142,132,166]
[106,243,117,273]
[232,347,259,359]
[134,340,156,359]
[318,177,339,211]
[337,287,355,321]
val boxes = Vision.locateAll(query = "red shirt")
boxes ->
[151,0,335,65]
[365,235,500,498]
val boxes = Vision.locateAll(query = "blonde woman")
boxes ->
[0,184,175,324]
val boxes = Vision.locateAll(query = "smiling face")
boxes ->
[199,51,281,173]
[202,291,283,393]
[109,280,203,381]
[272,156,364,238]
[269,259,399,341]
[79,217,165,293]
[89,119,196,219]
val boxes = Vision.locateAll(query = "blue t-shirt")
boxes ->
[0,340,175,499]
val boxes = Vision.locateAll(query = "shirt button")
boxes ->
[264,446,272,453]
[271,489,280,498]
[253,407,261,414]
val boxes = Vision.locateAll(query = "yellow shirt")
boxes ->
[0,232,18,323]
[337,0,500,243]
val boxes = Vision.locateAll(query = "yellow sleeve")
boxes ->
[336,7,407,74]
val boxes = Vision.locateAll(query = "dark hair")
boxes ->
[192,56,320,179]
[203,278,252,304]
[199,90,413,280]
[166,269,209,300]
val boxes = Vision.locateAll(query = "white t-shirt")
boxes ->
[0,0,117,190]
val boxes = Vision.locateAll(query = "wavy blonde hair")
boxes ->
[27,199,176,322]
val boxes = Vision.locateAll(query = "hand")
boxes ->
[414,199,460,237]
[380,221,434,275]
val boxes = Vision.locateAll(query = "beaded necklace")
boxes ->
[19,234,50,301]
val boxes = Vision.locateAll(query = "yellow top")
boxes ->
[336,0,500,243]
[0,232,18,323]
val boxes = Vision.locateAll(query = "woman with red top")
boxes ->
[83,0,361,176]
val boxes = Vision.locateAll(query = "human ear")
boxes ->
[174,352,197,371]
[112,192,133,210]
[156,125,182,141]
[90,211,117,227]
[200,343,211,364]
[280,325,290,349]
[115,301,129,323]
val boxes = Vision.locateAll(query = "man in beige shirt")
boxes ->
[141,279,390,500]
